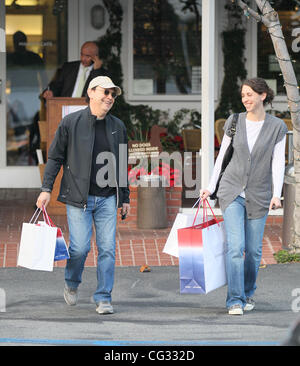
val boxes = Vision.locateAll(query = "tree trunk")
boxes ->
[236,0,300,252]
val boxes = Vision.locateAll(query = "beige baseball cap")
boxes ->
[88,76,122,96]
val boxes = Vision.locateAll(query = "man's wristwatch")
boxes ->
[41,188,51,193]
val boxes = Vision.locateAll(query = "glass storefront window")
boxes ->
[133,0,202,96]
[5,0,68,166]
[257,1,300,96]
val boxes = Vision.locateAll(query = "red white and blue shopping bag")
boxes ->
[178,199,227,294]
[41,207,70,262]
[54,227,69,261]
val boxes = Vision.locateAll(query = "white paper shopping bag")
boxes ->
[17,208,57,271]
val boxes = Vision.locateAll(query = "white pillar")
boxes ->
[201,0,215,192]
[0,1,6,168]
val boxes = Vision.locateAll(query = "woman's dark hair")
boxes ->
[241,77,274,107]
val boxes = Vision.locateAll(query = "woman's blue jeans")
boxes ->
[223,196,267,309]
[65,195,117,303]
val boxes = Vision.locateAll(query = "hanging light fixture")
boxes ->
[10,0,22,9]
[52,0,65,16]
[91,4,105,30]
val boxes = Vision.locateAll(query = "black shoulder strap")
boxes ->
[229,113,239,137]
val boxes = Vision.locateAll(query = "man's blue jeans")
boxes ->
[223,196,267,309]
[65,195,117,303]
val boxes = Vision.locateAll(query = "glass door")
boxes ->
[5,0,68,167]
[0,0,68,187]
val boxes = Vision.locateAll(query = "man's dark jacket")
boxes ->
[42,107,130,209]
[48,61,108,97]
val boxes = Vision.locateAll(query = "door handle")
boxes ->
[0,79,2,104]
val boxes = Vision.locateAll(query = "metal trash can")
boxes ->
[282,165,295,249]
[137,175,167,229]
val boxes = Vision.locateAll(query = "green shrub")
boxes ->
[273,250,300,263]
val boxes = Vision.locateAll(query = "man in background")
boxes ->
[6,31,48,164]
[42,41,108,98]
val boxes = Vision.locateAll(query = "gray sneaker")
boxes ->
[228,304,243,315]
[244,297,255,311]
[96,301,114,314]
[63,284,78,306]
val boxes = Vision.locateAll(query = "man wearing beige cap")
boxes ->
[36,76,130,314]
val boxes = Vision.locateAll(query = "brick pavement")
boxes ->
[0,189,283,268]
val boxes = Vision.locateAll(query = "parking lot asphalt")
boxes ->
[0,263,299,347]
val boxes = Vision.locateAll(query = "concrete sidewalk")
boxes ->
[0,264,299,346]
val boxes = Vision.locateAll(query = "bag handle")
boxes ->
[192,198,201,226]
[192,197,209,227]
[201,199,210,227]
[41,205,54,227]
[205,199,220,225]
[29,208,42,224]
[192,198,220,228]
[203,199,209,223]
[192,197,201,209]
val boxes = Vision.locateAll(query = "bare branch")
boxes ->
[234,0,279,27]
[255,0,274,16]
[255,0,280,24]
[234,0,262,22]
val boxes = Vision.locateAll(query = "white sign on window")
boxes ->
[0,28,5,52]
[268,55,281,72]
[133,79,154,95]
[191,66,201,94]
[265,79,277,96]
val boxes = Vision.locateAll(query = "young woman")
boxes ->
[200,78,288,315]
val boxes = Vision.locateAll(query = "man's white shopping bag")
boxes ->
[163,198,204,258]
[17,208,57,271]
